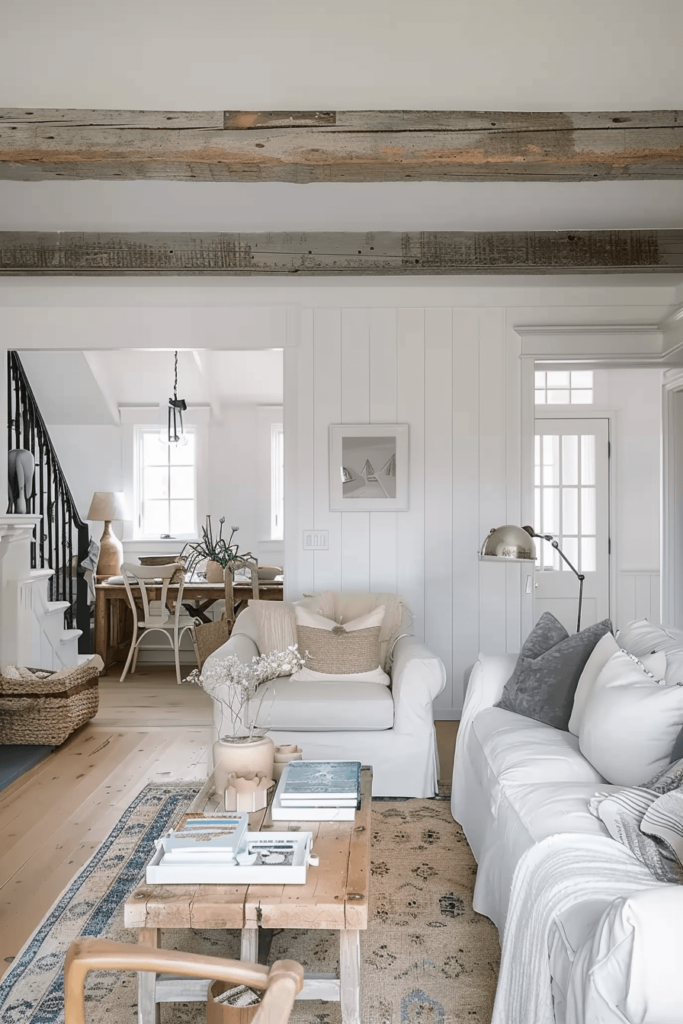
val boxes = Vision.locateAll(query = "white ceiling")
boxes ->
[3,180,683,233]
[2,0,682,110]
[19,349,283,425]
[2,2,683,243]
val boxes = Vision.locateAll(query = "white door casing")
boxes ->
[533,418,610,633]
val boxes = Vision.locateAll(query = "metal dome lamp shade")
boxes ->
[480,524,585,633]
[480,524,537,562]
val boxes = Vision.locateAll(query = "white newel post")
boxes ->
[0,515,42,668]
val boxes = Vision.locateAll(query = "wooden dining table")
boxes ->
[94,580,283,674]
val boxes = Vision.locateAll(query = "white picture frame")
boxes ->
[329,424,409,511]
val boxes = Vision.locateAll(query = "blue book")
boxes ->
[280,760,361,802]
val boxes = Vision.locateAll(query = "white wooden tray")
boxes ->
[146,830,318,885]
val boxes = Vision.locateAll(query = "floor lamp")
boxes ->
[480,524,585,633]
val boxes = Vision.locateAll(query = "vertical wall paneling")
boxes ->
[618,571,661,627]
[369,309,398,594]
[396,308,426,641]
[284,306,314,600]
[286,302,522,716]
[451,309,482,713]
[312,309,343,592]
[478,308,509,654]
[425,308,454,712]
[341,309,371,591]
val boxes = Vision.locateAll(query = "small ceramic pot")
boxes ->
[207,981,260,1023]
[272,743,303,782]
[212,736,275,794]
[205,559,225,584]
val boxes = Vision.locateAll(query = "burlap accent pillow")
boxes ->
[298,591,404,671]
[295,605,384,675]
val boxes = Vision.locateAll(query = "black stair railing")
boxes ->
[7,351,92,654]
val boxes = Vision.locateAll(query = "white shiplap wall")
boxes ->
[284,306,523,716]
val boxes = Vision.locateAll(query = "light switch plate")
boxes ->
[303,530,329,551]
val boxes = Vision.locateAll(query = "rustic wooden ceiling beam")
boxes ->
[1,230,682,275]
[0,109,682,182]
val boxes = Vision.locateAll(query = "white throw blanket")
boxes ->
[491,832,667,1024]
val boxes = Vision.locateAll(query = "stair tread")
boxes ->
[60,629,83,643]
[46,601,71,613]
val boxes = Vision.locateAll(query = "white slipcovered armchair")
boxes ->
[205,592,446,797]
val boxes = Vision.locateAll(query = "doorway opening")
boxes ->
[532,365,662,633]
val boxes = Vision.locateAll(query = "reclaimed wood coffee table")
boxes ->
[125,767,372,1024]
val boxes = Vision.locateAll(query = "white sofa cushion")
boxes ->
[257,678,394,731]
[472,707,605,785]
[579,647,683,785]
[569,632,666,736]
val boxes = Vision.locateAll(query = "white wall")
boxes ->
[285,306,524,718]
[47,406,283,568]
[209,405,284,568]
[594,369,663,627]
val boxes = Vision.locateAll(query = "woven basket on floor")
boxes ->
[0,655,103,746]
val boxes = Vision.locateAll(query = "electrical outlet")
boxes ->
[303,530,329,551]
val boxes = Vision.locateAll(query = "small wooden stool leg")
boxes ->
[339,930,361,1024]
[137,927,160,1024]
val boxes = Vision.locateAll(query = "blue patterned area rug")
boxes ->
[0,784,499,1024]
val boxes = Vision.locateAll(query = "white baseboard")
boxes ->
[434,710,462,721]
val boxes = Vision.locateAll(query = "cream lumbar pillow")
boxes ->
[579,647,683,786]
[293,604,389,683]
[569,632,666,736]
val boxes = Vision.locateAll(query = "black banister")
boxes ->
[7,351,92,653]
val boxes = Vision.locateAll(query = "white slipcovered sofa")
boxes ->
[452,652,683,1024]
[206,593,446,797]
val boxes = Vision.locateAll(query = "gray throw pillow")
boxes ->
[496,615,613,731]
[671,728,683,764]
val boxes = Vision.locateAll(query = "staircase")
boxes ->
[7,352,91,665]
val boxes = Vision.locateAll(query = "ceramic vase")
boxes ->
[206,559,225,584]
[212,735,275,795]
[272,744,303,782]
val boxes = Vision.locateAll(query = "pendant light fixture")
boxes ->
[165,350,187,446]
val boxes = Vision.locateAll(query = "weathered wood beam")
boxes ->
[1,230,682,275]
[0,109,682,182]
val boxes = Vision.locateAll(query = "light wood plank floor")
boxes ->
[0,667,457,976]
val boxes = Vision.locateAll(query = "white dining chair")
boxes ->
[120,562,198,686]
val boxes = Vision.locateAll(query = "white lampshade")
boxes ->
[87,491,130,522]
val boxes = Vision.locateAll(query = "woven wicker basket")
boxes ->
[0,656,102,746]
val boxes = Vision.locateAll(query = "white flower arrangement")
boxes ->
[187,646,306,741]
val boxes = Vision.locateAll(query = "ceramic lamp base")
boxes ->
[97,520,123,578]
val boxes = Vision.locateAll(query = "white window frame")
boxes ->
[535,370,594,405]
[134,424,198,541]
[271,421,284,541]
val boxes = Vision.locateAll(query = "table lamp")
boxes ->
[87,491,130,578]
[480,524,585,633]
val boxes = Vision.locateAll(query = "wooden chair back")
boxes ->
[63,937,303,1024]
[121,562,185,628]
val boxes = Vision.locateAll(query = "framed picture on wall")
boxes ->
[329,423,409,511]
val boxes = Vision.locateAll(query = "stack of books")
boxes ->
[271,759,362,821]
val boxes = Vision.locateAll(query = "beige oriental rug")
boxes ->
[0,784,500,1024]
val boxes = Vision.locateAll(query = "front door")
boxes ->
[533,418,610,632]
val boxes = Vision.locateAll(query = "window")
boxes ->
[534,433,597,573]
[135,427,197,539]
[271,422,284,540]
[535,370,593,405]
